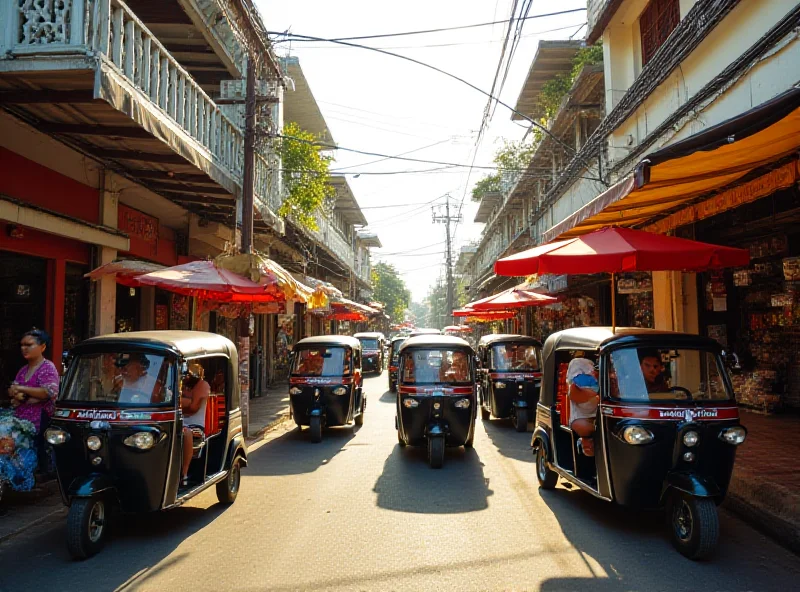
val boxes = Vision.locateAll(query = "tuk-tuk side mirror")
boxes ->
[180,360,189,376]
[62,351,71,374]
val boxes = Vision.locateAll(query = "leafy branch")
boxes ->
[538,42,603,121]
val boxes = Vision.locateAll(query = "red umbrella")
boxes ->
[494,226,749,330]
[136,260,281,303]
[452,308,515,320]
[495,226,749,276]
[470,285,558,311]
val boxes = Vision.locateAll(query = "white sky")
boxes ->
[259,0,588,301]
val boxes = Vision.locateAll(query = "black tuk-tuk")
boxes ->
[531,327,746,560]
[289,336,365,443]
[395,335,477,468]
[46,331,247,559]
[387,335,408,392]
[476,334,543,432]
[353,332,384,374]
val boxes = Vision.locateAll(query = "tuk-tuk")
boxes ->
[289,336,365,443]
[353,332,384,374]
[45,331,247,559]
[476,334,543,432]
[531,327,747,560]
[395,335,477,468]
[409,328,441,337]
[387,335,408,393]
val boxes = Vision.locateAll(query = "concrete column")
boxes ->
[95,174,118,335]
[139,286,156,330]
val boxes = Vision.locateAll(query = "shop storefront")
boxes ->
[693,185,800,413]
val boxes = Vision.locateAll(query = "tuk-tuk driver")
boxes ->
[181,363,210,487]
[639,349,668,393]
[567,357,600,457]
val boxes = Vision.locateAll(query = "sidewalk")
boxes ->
[0,388,291,544]
[723,410,800,553]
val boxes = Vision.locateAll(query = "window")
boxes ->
[640,0,680,66]
[62,352,174,406]
[292,347,351,377]
[400,349,472,384]
[608,347,732,402]
[490,344,541,371]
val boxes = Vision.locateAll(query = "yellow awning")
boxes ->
[544,87,800,241]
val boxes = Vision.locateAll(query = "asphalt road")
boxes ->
[1,372,798,591]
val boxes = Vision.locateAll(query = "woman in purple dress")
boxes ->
[0,330,60,495]
[8,329,60,431]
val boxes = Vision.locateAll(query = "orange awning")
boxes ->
[543,87,800,242]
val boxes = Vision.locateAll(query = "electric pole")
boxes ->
[432,194,461,320]
[241,56,256,254]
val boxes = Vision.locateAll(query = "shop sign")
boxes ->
[644,161,797,235]
[118,205,158,244]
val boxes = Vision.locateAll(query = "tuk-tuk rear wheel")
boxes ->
[354,403,365,426]
[668,493,719,560]
[309,415,323,443]
[428,437,445,469]
[216,458,241,504]
[66,497,108,560]
[397,431,406,447]
[536,445,558,489]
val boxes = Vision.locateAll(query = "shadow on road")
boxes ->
[243,424,356,476]
[480,416,534,462]
[0,503,228,589]
[378,389,397,404]
[536,481,800,589]
[373,445,493,513]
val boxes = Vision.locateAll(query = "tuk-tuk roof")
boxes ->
[70,331,236,358]
[399,334,472,351]
[296,335,362,349]
[390,335,408,343]
[542,327,722,359]
[353,332,384,339]
[409,328,442,337]
[477,334,542,347]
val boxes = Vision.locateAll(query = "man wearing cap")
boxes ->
[567,357,600,457]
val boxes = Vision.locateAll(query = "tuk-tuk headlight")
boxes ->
[403,398,419,408]
[86,435,102,451]
[333,386,348,396]
[622,425,654,445]
[454,398,470,409]
[44,427,69,446]
[682,431,699,447]
[494,381,506,389]
[719,426,746,446]
[289,387,302,395]
[123,431,156,450]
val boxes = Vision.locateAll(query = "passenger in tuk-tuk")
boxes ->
[567,357,600,457]
[180,363,210,486]
[297,351,325,376]
[638,349,669,393]
[441,351,469,382]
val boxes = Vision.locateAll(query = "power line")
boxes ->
[331,138,457,171]
[270,8,586,43]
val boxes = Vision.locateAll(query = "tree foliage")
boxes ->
[279,122,335,230]
[471,138,537,202]
[371,262,411,322]
[539,42,603,121]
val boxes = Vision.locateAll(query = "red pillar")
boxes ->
[51,259,66,371]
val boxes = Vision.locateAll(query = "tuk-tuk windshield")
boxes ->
[292,347,352,377]
[358,338,379,351]
[608,347,732,402]
[390,339,407,361]
[401,349,472,384]
[491,344,540,371]
[61,352,174,406]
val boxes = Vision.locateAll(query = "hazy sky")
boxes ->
[259,1,588,301]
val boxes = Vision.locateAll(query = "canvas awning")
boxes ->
[543,86,800,242]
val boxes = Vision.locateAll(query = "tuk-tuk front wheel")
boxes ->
[309,415,323,443]
[216,458,241,504]
[515,408,529,432]
[428,436,445,469]
[354,402,365,427]
[536,445,558,489]
[66,497,109,560]
[668,492,719,560]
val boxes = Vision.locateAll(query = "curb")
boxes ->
[723,472,800,555]
[246,411,292,445]
[0,506,65,545]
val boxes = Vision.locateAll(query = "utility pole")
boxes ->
[432,194,461,320]
[241,56,257,254]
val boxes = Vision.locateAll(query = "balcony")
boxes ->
[307,212,356,272]
[0,0,281,229]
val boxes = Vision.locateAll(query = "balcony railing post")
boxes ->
[176,74,185,126]
[141,36,150,93]
[159,55,169,111]
[123,19,134,78]
[71,0,87,46]
[168,68,177,119]
[111,6,123,68]
[149,48,159,102]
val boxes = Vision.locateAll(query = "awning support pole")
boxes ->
[611,272,616,334]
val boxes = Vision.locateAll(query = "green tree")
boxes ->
[279,121,335,230]
[371,262,411,322]
[471,138,537,202]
